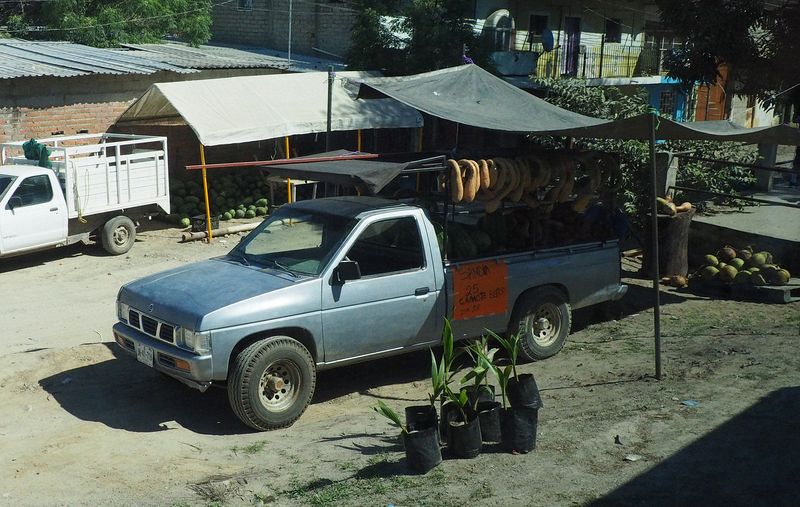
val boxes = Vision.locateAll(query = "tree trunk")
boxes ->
[642,208,696,277]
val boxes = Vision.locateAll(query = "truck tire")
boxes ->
[227,336,316,431]
[101,216,136,255]
[511,287,572,361]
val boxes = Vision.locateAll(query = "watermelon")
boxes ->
[221,212,232,221]
[245,209,256,219]
[235,209,245,219]
[179,217,191,228]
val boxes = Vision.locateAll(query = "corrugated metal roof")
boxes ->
[0,40,196,79]
[119,42,291,71]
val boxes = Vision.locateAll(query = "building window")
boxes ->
[238,0,253,11]
[605,18,622,43]
[529,14,548,37]
[660,90,676,118]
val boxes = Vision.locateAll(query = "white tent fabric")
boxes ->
[116,71,424,146]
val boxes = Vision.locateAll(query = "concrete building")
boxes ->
[211,0,356,61]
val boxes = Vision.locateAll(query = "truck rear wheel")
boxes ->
[101,216,136,255]
[227,336,316,431]
[512,287,572,361]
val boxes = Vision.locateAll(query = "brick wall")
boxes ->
[0,68,281,145]
[212,0,356,59]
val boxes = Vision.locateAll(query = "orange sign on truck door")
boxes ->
[453,260,509,320]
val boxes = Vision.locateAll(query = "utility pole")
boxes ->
[287,0,293,67]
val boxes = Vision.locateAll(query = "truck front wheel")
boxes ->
[101,216,136,255]
[512,287,572,361]
[228,336,316,431]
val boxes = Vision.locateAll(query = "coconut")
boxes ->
[701,266,720,280]
[718,246,737,262]
[738,248,753,262]
[750,252,767,268]
[757,251,774,264]
[734,270,751,284]
[777,269,791,285]
[671,275,688,287]
[719,265,738,283]
[703,254,719,267]
[730,258,745,270]
[751,273,767,286]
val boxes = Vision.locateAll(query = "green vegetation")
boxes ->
[531,78,758,225]
[0,0,212,47]
[347,0,495,75]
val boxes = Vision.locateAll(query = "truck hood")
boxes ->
[119,258,320,330]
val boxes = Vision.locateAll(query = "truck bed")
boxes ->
[0,133,169,218]
[445,240,623,339]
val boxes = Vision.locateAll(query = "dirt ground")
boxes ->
[1,222,798,507]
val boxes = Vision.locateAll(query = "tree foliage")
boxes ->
[532,78,757,224]
[0,0,212,47]
[655,0,800,100]
[346,0,495,75]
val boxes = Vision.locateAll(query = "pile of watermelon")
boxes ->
[163,171,271,228]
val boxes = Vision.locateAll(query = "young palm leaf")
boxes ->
[373,400,407,434]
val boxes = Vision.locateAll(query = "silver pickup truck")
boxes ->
[113,196,626,430]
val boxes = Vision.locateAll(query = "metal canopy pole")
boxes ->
[199,144,213,242]
[326,66,334,152]
[648,112,662,380]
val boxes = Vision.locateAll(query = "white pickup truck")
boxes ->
[0,133,170,258]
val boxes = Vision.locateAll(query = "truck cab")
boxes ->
[0,166,68,256]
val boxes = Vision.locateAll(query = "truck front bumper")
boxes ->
[112,322,214,392]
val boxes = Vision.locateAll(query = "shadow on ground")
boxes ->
[38,343,252,435]
[38,343,435,435]
[572,282,687,333]
[593,386,800,506]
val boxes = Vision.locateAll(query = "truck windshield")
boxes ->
[232,207,356,276]
[0,175,15,201]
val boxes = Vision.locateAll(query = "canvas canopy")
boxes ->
[265,151,443,195]
[350,64,607,134]
[116,71,423,147]
[350,64,800,145]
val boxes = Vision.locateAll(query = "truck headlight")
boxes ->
[178,328,212,355]
[117,301,130,323]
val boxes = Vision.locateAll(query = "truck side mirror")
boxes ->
[7,196,22,210]
[332,259,361,285]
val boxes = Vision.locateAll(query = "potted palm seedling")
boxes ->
[374,400,442,473]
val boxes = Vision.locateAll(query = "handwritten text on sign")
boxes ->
[453,260,508,320]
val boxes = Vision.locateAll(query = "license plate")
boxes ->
[135,342,154,368]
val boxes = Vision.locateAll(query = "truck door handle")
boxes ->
[49,207,58,212]
[415,287,430,296]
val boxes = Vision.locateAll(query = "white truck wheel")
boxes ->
[101,216,136,255]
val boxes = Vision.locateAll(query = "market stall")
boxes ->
[347,64,800,379]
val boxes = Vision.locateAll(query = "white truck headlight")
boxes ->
[179,328,212,355]
[117,301,130,323]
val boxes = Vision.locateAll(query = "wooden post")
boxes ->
[200,144,213,242]
[357,129,362,152]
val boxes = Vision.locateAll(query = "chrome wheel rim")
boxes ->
[113,225,130,246]
[258,360,301,412]
[529,303,561,347]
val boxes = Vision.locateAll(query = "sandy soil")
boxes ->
[1,224,798,507]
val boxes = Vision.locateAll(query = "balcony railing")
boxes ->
[530,44,665,80]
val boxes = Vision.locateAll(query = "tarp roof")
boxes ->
[349,64,800,145]
[115,71,424,146]
[264,151,444,195]
[350,64,607,133]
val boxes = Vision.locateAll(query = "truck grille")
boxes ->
[127,309,175,344]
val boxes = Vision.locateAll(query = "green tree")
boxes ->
[655,0,800,100]
[346,0,495,75]
[532,78,757,224]
[1,0,212,47]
